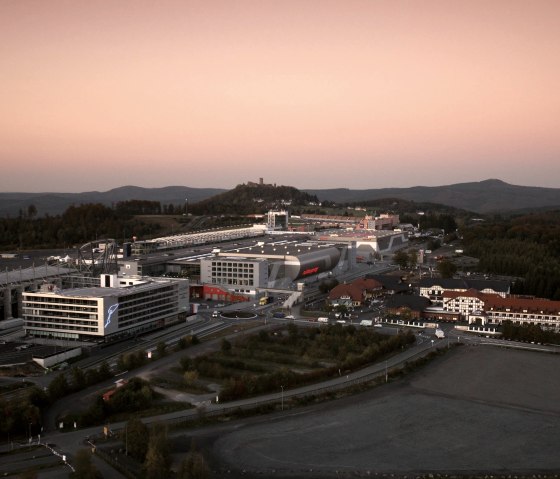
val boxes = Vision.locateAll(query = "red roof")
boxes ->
[485,295,560,314]
[442,289,499,301]
[328,278,382,302]
[442,290,560,314]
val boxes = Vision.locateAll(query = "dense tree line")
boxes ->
[179,324,415,402]
[0,362,112,441]
[122,419,209,479]
[501,320,560,345]
[114,199,162,215]
[58,377,157,429]
[0,203,163,249]
[461,211,560,299]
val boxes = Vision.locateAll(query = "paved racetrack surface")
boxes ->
[205,345,560,477]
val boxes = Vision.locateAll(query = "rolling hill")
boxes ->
[303,179,560,213]
[1,179,558,217]
[0,186,226,217]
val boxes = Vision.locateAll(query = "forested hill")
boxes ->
[461,210,560,300]
[0,185,225,217]
[189,183,320,215]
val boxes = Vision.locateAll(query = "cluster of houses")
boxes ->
[327,275,560,334]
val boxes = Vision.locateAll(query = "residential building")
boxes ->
[328,278,383,307]
[419,278,510,305]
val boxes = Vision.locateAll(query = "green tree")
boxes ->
[183,370,199,386]
[334,304,349,317]
[71,449,102,479]
[437,259,457,278]
[97,362,112,381]
[176,336,189,351]
[392,250,409,269]
[156,341,167,359]
[177,440,210,479]
[48,373,70,401]
[71,367,87,391]
[318,278,339,294]
[144,424,171,479]
[124,417,149,461]
[408,250,418,269]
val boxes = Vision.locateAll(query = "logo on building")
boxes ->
[104,303,119,329]
[302,266,319,276]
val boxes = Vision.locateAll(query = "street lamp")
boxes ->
[281,385,284,411]
[385,360,388,383]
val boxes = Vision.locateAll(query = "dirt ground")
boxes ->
[184,345,560,477]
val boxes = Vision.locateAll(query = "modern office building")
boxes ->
[22,274,189,342]
[203,240,345,290]
[200,257,268,295]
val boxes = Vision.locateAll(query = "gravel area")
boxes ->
[209,346,560,477]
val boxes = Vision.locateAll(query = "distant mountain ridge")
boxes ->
[0,186,226,217]
[1,179,558,216]
[303,179,560,213]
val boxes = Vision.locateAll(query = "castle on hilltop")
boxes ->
[247,178,276,187]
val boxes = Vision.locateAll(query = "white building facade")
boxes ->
[22,274,189,341]
[200,257,269,295]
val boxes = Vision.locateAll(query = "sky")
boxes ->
[1,0,559,192]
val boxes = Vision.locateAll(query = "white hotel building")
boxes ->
[22,274,189,342]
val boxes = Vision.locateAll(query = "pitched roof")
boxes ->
[442,289,499,301]
[419,277,510,293]
[385,295,431,312]
[485,295,560,314]
[365,274,411,293]
[328,278,382,301]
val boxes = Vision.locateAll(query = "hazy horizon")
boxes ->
[1,177,559,196]
[2,1,559,193]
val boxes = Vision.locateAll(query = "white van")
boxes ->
[317,317,329,323]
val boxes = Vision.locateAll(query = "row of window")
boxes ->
[24,296,97,306]
[488,312,559,321]
[25,321,98,332]
[211,262,255,269]
[210,277,254,286]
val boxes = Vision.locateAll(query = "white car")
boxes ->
[285,315,295,320]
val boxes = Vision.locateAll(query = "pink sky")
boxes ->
[1,0,559,192]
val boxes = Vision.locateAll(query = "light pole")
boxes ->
[385,360,388,383]
[281,385,284,411]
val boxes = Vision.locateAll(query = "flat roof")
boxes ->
[0,265,78,287]
[26,278,180,299]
